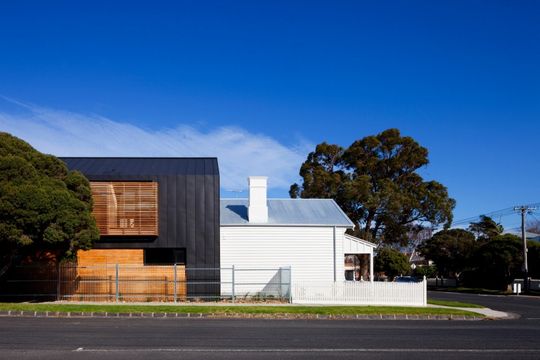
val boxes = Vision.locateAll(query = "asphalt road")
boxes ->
[428,290,540,319]
[0,293,539,360]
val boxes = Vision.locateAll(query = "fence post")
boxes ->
[288,266,293,304]
[173,263,178,303]
[423,275,427,306]
[231,265,234,303]
[231,265,235,303]
[115,263,119,303]
[278,267,282,299]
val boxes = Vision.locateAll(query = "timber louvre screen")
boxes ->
[90,182,158,236]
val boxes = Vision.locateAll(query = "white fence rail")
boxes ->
[292,279,427,306]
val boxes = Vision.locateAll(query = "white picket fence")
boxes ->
[292,280,427,306]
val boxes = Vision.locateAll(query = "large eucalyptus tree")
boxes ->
[290,128,455,246]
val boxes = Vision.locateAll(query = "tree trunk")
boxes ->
[364,210,376,241]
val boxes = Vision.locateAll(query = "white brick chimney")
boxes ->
[248,176,268,223]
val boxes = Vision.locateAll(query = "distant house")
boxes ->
[408,251,432,267]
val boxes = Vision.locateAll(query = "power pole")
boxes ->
[514,206,537,292]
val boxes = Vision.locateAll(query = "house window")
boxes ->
[144,249,186,265]
[90,181,158,236]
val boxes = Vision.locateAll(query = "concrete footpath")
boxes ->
[427,304,514,319]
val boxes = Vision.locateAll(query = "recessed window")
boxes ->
[144,249,186,265]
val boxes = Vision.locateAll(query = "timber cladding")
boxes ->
[90,182,158,236]
[77,249,145,265]
[64,249,187,301]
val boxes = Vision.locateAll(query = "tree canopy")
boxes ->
[468,215,504,240]
[471,234,522,289]
[419,223,538,290]
[0,132,98,272]
[374,247,410,279]
[290,129,455,245]
[527,241,540,279]
[418,229,477,282]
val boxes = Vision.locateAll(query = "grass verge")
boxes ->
[0,303,482,317]
[427,299,484,308]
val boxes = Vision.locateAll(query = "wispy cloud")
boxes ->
[0,99,310,191]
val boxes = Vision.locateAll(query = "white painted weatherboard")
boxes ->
[220,226,348,295]
[343,234,375,255]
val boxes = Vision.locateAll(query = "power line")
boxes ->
[453,208,514,225]
[447,202,540,228]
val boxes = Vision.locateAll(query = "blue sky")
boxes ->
[0,1,539,230]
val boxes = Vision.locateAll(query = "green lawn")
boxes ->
[427,299,484,308]
[0,303,482,317]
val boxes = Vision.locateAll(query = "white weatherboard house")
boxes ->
[220,176,375,297]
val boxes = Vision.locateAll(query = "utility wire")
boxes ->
[435,202,540,229]
[457,203,539,224]
[450,207,515,227]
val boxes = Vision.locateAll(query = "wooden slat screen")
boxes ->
[90,182,158,236]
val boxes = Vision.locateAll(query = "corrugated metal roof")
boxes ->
[61,157,219,176]
[221,199,354,227]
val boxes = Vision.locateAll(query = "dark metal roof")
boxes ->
[61,157,219,176]
[221,199,354,227]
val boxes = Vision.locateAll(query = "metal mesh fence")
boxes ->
[0,264,291,303]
